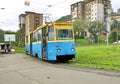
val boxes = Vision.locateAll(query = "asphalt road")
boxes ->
[0,53,120,84]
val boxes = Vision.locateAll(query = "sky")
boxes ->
[0,0,119,32]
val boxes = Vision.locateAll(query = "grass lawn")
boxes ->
[14,47,25,54]
[14,45,120,71]
[69,45,120,71]
[75,39,89,46]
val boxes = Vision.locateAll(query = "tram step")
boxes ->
[42,57,47,60]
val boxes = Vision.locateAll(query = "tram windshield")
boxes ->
[56,29,73,40]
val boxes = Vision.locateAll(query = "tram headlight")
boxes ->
[71,48,74,52]
[57,49,61,53]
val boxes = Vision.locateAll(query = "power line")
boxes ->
[24,0,70,22]
[52,0,69,6]
[25,0,69,12]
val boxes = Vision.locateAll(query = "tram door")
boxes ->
[30,33,33,55]
[42,28,47,59]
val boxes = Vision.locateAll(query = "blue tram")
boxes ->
[25,22,76,61]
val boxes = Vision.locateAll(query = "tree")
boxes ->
[88,21,104,44]
[110,20,120,43]
[56,15,71,22]
[73,20,86,39]
[111,20,118,30]
[0,29,4,43]
[4,30,16,34]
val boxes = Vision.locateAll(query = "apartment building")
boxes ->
[19,12,43,47]
[85,1,94,21]
[19,12,43,35]
[112,15,120,22]
[71,1,85,22]
[19,14,26,29]
[118,8,120,14]
[71,0,111,22]
[91,3,104,21]
[25,11,43,35]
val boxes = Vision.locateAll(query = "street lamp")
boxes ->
[105,9,111,45]
[117,22,120,44]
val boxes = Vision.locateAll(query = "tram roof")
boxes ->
[36,22,72,29]
[26,22,73,35]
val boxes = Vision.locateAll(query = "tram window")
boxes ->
[48,26,54,41]
[33,32,38,42]
[56,29,73,40]
[38,29,42,41]
[26,36,28,43]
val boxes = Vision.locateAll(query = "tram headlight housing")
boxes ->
[56,43,59,47]
[71,48,74,52]
[72,44,75,46]
[57,49,61,53]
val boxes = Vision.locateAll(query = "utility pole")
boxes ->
[97,0,100,44]
[105,9,111,45]
[117,22,120,44]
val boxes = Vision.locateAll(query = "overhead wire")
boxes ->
[42,0,69,22]
[26,0,70,12]
[25,0,70,22]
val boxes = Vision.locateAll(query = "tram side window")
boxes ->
[33,32,38,42]
[48,26,54,41]
[26,36,28,43]
[38,29,42,42]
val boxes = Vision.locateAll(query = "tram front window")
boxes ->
[56,29,73,40]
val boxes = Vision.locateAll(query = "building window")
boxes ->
[35,17,39,21]
[36,23,39,27]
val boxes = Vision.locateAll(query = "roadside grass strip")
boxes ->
[70,45,120,71]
